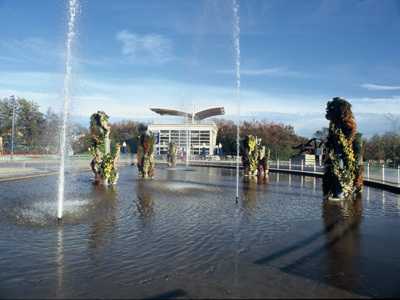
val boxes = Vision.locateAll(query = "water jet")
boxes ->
[57,0,80,223]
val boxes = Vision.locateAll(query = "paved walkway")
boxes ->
[0,155,135,182]
[1,156,399,194]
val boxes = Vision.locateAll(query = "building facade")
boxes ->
[147,104,224,157]
[148,121,218,156]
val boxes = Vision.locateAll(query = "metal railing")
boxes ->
[189,156,400,187]
[0,154,137,179]
[1,153,399,187]
[269,159,400,187]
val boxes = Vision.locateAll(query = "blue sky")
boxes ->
[1,0,399,138]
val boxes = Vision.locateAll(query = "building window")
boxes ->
[200,130,210,144]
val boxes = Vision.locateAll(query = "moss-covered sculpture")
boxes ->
[242,135,270,177]
[137,131,156,178]
[323,97,364,198]
[167,141,177,167]
[90,111,120,185]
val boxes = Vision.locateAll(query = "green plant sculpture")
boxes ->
[242,135,270,177]
[137,131,156,178]
[323,97,364,198]
[89,111,120,185]
[167,141,177,167]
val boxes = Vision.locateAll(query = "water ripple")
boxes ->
[1,166,399,298]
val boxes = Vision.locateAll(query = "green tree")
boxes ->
[240,119,307,160]
[312,127,329,141]
[0,97,17,150]
[0,96,45,151]
[39,107,61,152]
[110,120,148,153]
[384,112,400,164]
[369,133,386,162]
[70,122,90,154]
[362,136,374,162]
[15,97,45,150]
[216,118,307,159]
[216,119,237,155]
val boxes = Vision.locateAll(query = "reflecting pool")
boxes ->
[0,166,399,298]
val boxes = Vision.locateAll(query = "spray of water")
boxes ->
[182,94,190,169]
[57,0,79,223]
[232,0,240,201]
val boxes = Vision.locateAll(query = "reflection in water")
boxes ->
[237,175,269,284]
[88,185,120,257]
[322,195,362,290]
[398,195,400,216]
[382,190,385,212]
[57,226,63,297]
[241,176,269,220]
[269,173,318,188]
[1,167,399,298]
[166,168,177,181]
[134,180,155,226]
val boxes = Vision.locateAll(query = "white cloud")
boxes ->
[349,96,400,114]
[3,69,398,139]
[0,37,58,64]
[0,88,63,112]
[0,56,19,62]
[241,67,310,78]
[358,83,400,91]
[115,30,174,64]
[211,67,310,78]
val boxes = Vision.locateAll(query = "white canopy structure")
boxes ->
[149,106,225,121]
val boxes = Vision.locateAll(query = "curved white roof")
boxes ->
[149,106,225,120]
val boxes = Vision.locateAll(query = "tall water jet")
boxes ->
[232,0,241,202]
[57,0,80,224]
[181,93,190,169]
[185,98,190,169]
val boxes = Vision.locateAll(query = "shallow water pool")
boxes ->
[0,165,399,298]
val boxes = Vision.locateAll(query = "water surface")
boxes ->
[0,166,399,298]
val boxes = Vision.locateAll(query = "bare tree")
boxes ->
[384,112,400,164]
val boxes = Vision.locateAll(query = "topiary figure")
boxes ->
[323,97,364,198]
[137,131,156,178]
[89,111,120,185]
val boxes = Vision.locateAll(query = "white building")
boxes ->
[147,103,225,156]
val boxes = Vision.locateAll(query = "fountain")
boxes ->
[233,0,241,202]
[184,95,190,170]
[57,0,80,224]
[1,1,399,299]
